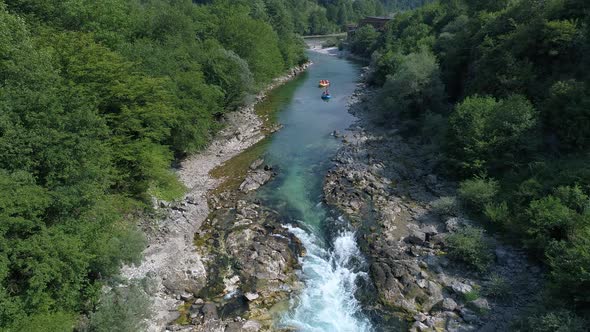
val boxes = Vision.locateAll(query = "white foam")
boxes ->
[281,225,373,332]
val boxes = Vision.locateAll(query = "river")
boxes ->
[255,51,374,331]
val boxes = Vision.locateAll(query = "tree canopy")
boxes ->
[348,0,590,325]
[0,0,368,329]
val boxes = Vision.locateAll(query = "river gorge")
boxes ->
[129,49,542,332]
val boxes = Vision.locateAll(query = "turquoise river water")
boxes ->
[256,51,374,331]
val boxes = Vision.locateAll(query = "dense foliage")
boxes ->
[0,0,346,329]
[350,0,590,325]
[381,0,433,11]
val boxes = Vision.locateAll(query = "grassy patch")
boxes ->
[484,274,511,300]
[149,170,187,202]
[446,226,494,271]
[432,196,459,216]
[464,286,481,302]
[209,138,271,194]
[174,301,193,325]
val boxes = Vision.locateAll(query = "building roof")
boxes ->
[363,16,392,20]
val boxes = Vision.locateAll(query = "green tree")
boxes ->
[447,95,537,174]
[349,25,379,57]
[379,49,446,119]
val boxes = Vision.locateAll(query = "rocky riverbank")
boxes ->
[323,82,544,331]
[120,63,310,332]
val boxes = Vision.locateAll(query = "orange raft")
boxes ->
[318,79,330,88]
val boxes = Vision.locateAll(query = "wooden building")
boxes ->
[347,16,392,37]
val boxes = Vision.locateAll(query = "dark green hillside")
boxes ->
[348,0,590,327]
[0,0,330,330]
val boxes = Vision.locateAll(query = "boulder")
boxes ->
[459,308,480,324]
[180,292,193,301]
[422,281,444,312]
[421,225,438,236]
[201,303,218,320]
[410,321,429,332]
[450,281,473,295]
[250,159,264,170]
[242,320,262,332]
[430,233,447,246]
[244,292,260,301]
[468,298,490,312]
[413,313,427,322]
[406,229,426,245]
[239,170,273,192]
[442,298,458,311]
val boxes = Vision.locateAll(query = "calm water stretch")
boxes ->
[256,51,374,331]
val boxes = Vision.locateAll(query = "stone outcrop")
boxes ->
[322,85,544,331]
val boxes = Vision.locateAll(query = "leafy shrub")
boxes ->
[446,226,494,271]
[421,112,447,146]
[349,25,379,57]
[463,286,481,302]
[86,282,152,332]
[458,177,499,211]
[484,274,511,299]
[517,310,588,332]
[7,312,76,332]
[484,201,510,225]
[546,227,590,305]
[526,195,577,248]
[379,49,447,120]
[543,80,590,152]
[553,185,589,213]
[432,196,458,216]
[447,95,538,174]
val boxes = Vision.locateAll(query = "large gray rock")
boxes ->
[410,321,429,332]
[442,297,458,311]
[242,320,262,332]
[460,308,480,324]
[239,170,273,192]
[201,303,218,320]
[244,292,259,301]
[406,229,426,245]
[468,298,490,312]
[421,225,438,236]
[445,217,471,232]
[450,281,473,295]
[422,281,444,312]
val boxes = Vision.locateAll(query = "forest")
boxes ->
[0,0,394,331]
[348,0,590,328]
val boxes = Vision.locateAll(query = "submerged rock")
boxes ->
[250,158,264,170]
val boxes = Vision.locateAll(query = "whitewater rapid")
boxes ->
[281,225,373,332]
